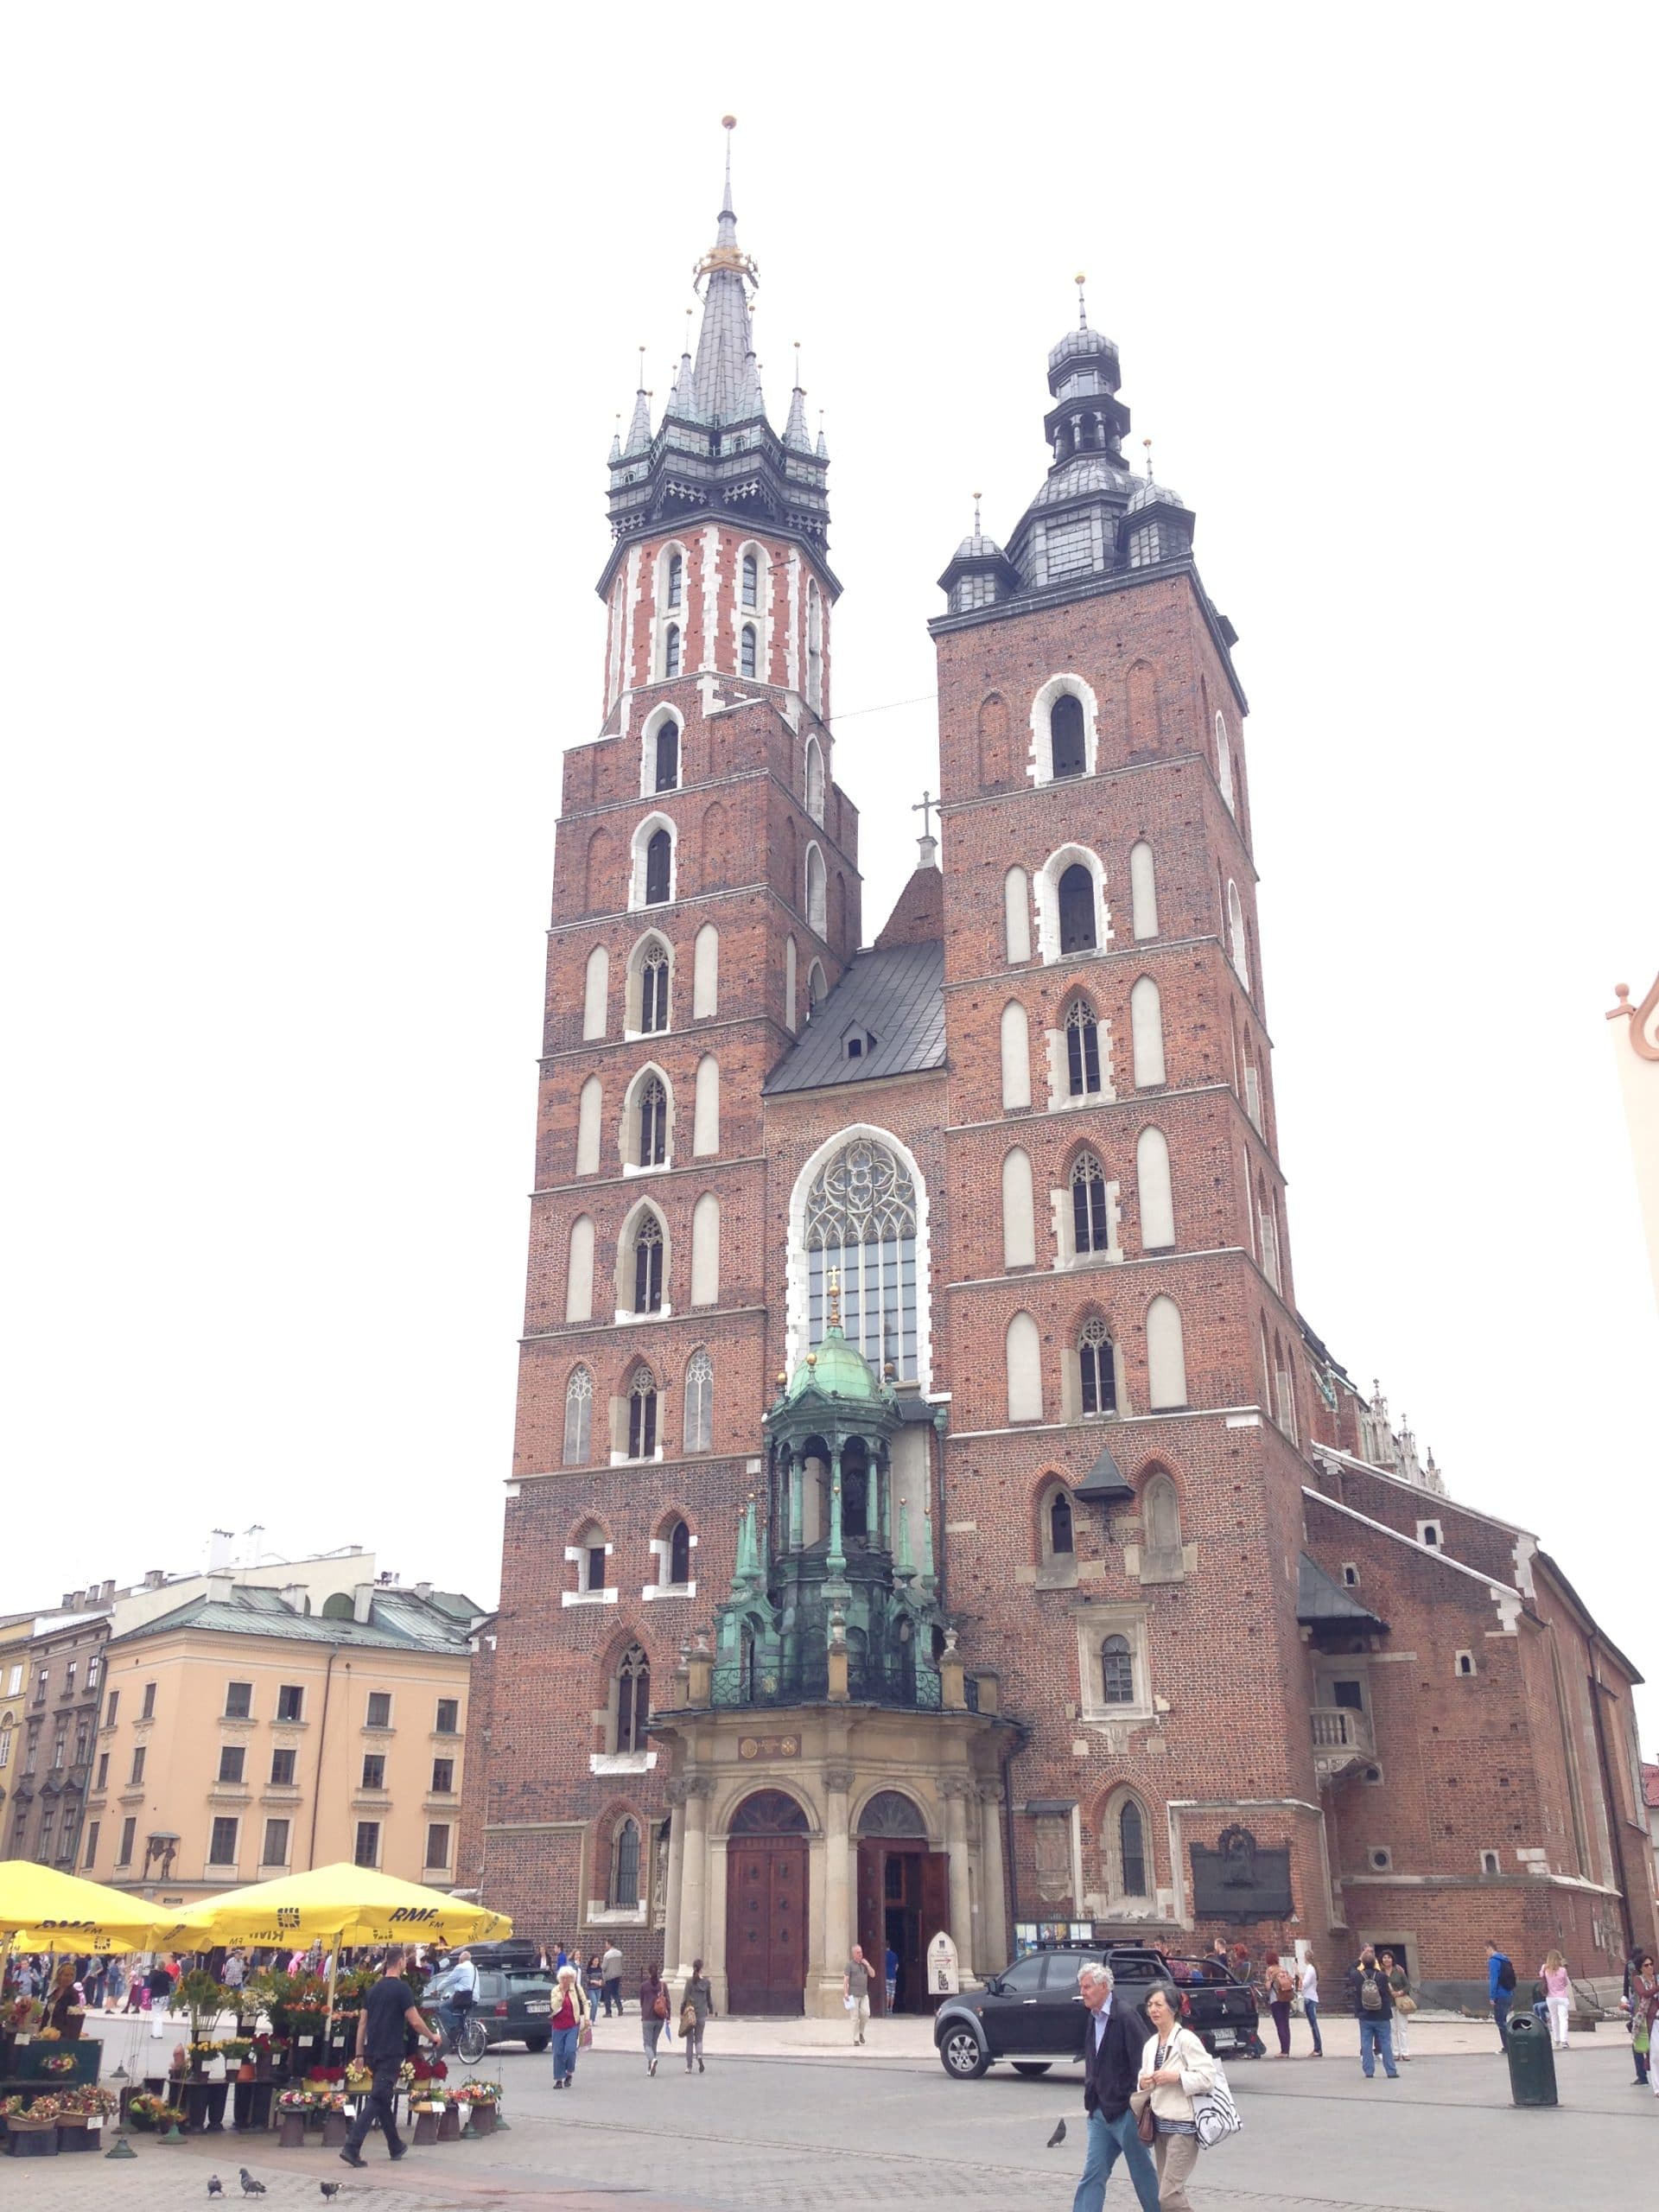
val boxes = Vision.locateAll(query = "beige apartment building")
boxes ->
[86,1560,486,1905]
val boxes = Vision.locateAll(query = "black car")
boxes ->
[934,1942,1262,2080]
[424,1963,556,2052]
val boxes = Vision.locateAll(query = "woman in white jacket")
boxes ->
[1135,1984,1217,2210]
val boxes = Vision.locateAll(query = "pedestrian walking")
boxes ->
[1538,1951,1570,2050]
[550,1964,588,2089]
[1628,1953,1657,2088]
[339,1946,440,2168]
[222,1950,246,1993]
[1381,1951,1413,2061]
[1344,1946,1398,2080]
[103,1957,127,2012]
[1069,1961,1158,2212]
[1132,1983,1216,2212]
[1485,1942,1516,2050]
[1299,1951,1323,2057]
[639,1963,669,2075]
[843,1943,872,2045]
[884,1942,899,2013]
[680,1959,714,2074]
[1262,1952,1294,2056]
[583,1953,604,2017]
[601,1942,624,2018]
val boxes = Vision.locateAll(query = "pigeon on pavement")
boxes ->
[1046,2118,1067,2148]
[238,2171,267,2196]
[207,2179,224,2196]
[320,2186,342,2200]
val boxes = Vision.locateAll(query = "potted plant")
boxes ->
[54,2084,117,2152]
[452,2079,502,2137]
[3,2090,63,2155]
[275,2086,318,2149]
[127,2093,185,2133]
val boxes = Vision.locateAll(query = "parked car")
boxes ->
[934,1941,1263,2080]
[423,1963,556,2052]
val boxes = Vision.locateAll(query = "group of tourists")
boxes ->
[1070,1958,1237,2212]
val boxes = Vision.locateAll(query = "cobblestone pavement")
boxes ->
[11,2037,1656,2210]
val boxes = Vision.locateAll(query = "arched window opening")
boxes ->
[730,1789,809,1835]
[1065,1000,1102,1096]
[740,623,757,678]
[637,1077,668,1168]
[668,1518,692,1585]
[563,1367,593,1466]
[583,944,609,1041]
[1001,1000,1032,1109]
[576,1074,602,1176]
[1146,1294,1188,1409]
[1049,1489,1074,1556]
[1119,1798,1148,1897]
[627,1364,658,1455]
[565,1215,595,1324]
[645,829,672,906]
[1226,880,1249,986]
[690,1191,720,1307]
[1102,1634,1135,1706]
[741,552,759,609]
[616,1646,651,1757]
[807,960,827,1013]
[1129,842,1159,941]
[1003,865,1032,963]
[858,1789,928,1838]
[1006,1309,1043,1423]
[1130,976,1166,1088]
[806,580,823,713]
[640,943,671,1034]
[683,1349,713,1452]
[804,1135,919,1379]
[610,1814,641,1906]
[664,623,681,679]
[1058,864,1096,954]
[1071,1152,1109,1255]
[654,718,679,792]
[1143,1472,1183,1561]
[1001,1145,1036,1269]
[665,552,683,612]
[804,737,825,824]
[1136,1126,1176,1251]
[1050,693,1086,779]
[1216,712,1236,814]
[573,1522,608,1594]
[1079,1316,1116,1416]
[804,844,828,934]
[632,1217,664,1315]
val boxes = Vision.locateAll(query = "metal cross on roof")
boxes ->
[912,790,938,837]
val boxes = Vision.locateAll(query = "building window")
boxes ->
[105,1690,118,1728]
[632,1215,664,1313]
[65,1661,77,1694]
[425,1823,451,1870]
[684,1348,713,1452]
[118,1816,136,1867]
[84,1820,100,1870]
[37,1810,56,1863]
[270,1749,296,1786]
[654,718,679,792]
[1050,693,1086,779]
[628,1366,659,1458]
[431,1757,454,1793]
[645,828,672,906]
[208,1816,239,1866]
[225,1681,253,1720]
[1079,1316,1117,1416]
[1145,1294,1189,1409]
[640,943,671,1033]
[1065,1000,1102,1096]
[1058,864,1096,954]
[804,843,828,934]
[1455,1650,1475,1677]
[361,1753,386,1789]
[741,552,759,608]
[276,1684,303,1723]
[217,1745,245,1785]
[804,737,825,823]
[563,1366,594,1465]
[804,1135,919,1380]
[262,1818,289,1866]
[665,551,683,611]
[1226,880,1249,985]
[1048,1490,1074,1556]
[611,1815,641,1908]
[1480,1849,1500,1875]
[1071,1152,1109,1254]
[52,1726,66,1770]
[663,621,681,678]
[353,1821,380,1869]
[0,1724,10,1773]
[435,1698,460,1734]
[740,623,757,677]
[35,1669,48,1705]
[365,1692,392,1729]
[140,1682,156,1720]
[1101,1634,1135,1705]
[616,1645,651,1755]
[129,1745,146,1786]
[637,1077,669,1169]
[94,1751,108,1789]
[1118,1797,1148,1897]
[1419,1521,1443,1549]
[668,1519,692,1586]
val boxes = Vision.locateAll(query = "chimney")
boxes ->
[353,1584,374,1624]
[143,1570,165,1592]
[208,1529,234,1572]
[280,1583,306,1613]
[100,1580,115,1604]
[415,1581,433,1601]
[60,1592,75,1610]
[244,1523,267,1564]
[206,1574,234,1605]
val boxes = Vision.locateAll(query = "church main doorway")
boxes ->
[855,1789,945,2014]
[725,1789,808,2017]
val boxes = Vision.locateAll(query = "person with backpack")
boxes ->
[1262,1952,1295,2056]
[1344,1946,1398,2079]
[1486,1942,1517,2050]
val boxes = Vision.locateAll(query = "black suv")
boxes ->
[423,1963,556,2052]
[934,1942,1262,2080]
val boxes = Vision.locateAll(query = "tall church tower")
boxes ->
[485,124,861,1928]
[929,289,1326,1929]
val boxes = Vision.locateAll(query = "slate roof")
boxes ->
[764,939,945,1095]
[1074,1436,1135,1502]
[1296,1551,1389,1632]
[108,1585,486,1656]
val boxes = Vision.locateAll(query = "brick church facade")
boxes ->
[467,130,1656,2012]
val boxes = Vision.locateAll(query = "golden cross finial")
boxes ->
[826,1265,842,1327]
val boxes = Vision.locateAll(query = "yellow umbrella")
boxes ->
[0,1859,172,1953]
[157,1865,512,1950]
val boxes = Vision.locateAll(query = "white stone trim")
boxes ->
[1034,842,1113,967]
[785,1122,934,1393]
[1027,671,1101,785]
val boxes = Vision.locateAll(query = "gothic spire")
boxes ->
[783,343,811,450]
[691,116,761,425]
[623,346,652,454]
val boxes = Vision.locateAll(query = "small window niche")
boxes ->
[1369,1846,1392,1872]
[1341,1563,1360,1588]
[1454,1649,1476,1677]
[1479,1849,1500,1875]
[1417,1519,1442,1549]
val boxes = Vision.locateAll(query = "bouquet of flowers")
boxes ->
[4,1996,44,2032]
[127,2094,187,2130]
[449,2081,502,2107]
[218,2037,253,2060]
[305,2065,346,2085]
[3,2092,66,2123]
[57,2086,118,2119]
[344,2062,372,2094]
[276,2088,322,2113]
[40,2053,78,2076]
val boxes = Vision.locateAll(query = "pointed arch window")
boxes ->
[637,1077,668,1168]
[654,719,679,792]
[1058,863,1096,954]
[1071,1152,1109,1255]
[1079,1316,1116,1416]
[804,738,825,824]
[1049,1489,1074,1556]
[563,1367,593,1466]
[804,1135,919,1380]
[1065,1000,1102,1096]
[639,943,671,1034]
[1118,1796,1148,1897]
[664,623,681,679]
[632,1217,664,1315]
[740,623,757,678]
[665,552,683,611]
[610,1813,642,1904]
[1050,693,1086,779]
[645,829,672,906]
[741,552,759,609]
[668,1518,692,1585]
[684,1348,713,1452]
[1102,1633,1135,1705]
[615,1645,651,1757]
[626,1363,658,1454]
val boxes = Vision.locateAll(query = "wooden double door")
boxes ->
[856,1839,948,2014]
[726,1835,808,2016]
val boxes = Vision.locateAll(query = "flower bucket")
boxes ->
[437,2103,461,2143]
[467,2102,497,2138]
[4,2120,60,2158]
[277,2113,306,2150]
[58,2119,101,2153]
[410,2107,439,2145]
[321,2112,347,2147]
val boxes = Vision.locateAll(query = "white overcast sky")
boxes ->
[3,8,1656,1736]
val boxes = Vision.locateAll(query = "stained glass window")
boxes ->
[804,1136,919,1380]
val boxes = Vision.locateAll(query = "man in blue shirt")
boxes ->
[1071,1961,1159,2212]
[1487,1942,1516,2050]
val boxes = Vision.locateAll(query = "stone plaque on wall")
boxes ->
[1189,1823,1292,1921]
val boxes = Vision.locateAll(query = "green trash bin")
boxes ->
[1505,2012,1558,2107]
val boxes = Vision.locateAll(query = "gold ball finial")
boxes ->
[722,113,737,130]
[1075,270,1086,285]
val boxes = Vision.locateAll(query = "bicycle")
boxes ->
[435,2009,489,2065]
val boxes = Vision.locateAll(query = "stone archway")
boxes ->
[855,1789,943,2015]
[725,1789,809,2017]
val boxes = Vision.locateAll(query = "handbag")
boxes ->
[577,2022,593,2050]
[1395,1993,1417,2017]
[1190,2055,1243,2148]
[679,2003,697,2034]
[652,1992,669,2020]
[1135,2097,1157,2146]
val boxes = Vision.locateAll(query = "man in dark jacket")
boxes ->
[1071,1962,1159,2212]
[1344,1946,1398,2080]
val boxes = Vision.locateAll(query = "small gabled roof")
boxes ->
[1074,1436,1135,1503]
[764,939,944,1095]
[1297,1552,1388,1634]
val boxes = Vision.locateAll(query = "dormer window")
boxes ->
[842,1027,877,1061]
